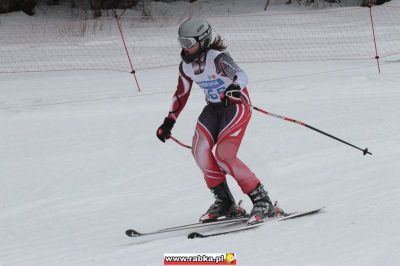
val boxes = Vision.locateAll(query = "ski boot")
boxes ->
[247,183,278,225]
[199,181,247,223]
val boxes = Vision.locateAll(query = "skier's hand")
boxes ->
[156,117,175,142]
[221,83,242,107]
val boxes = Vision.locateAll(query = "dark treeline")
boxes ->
[0,0,197,17]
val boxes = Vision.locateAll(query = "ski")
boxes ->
[125,215,249,238]
[187,207,324,239]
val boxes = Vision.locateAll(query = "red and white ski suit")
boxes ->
[167,49,260,194]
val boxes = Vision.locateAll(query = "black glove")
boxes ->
[156,117,175,142]
[221,83,242,107]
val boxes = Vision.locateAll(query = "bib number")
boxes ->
[207,87,225,100]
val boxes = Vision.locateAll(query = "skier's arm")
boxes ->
[214,52,248,89]
[167,62,193,121]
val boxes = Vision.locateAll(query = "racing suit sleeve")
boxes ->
[214,52,249,89]
[167,62,193,121]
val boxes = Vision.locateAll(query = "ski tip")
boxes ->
[309,207,325,215]
[303,206,325,214]
[188,232,204,239]
[125,229,141,237]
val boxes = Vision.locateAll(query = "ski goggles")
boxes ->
[178,25,212,49]
[178,36,198,49]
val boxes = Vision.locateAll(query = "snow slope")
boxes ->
[1,1,400,266]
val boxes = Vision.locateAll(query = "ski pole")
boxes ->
[224,91,372,156]
[169,135,192,149]
[250,105,372,156]
[169,91,372,156]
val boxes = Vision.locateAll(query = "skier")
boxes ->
[156,17,279,224]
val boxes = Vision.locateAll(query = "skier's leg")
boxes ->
[192,121,226,188]
[215,103,277,223]
[215,103,260,194]
[193,105,245,221]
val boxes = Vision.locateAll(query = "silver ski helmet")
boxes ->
[178,17,212,63]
